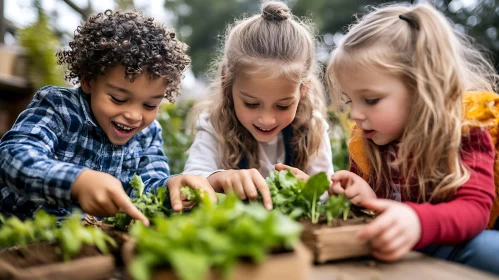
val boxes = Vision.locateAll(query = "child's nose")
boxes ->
[123,110,143,122]
[258,114,276,126]
[350,106,365,121]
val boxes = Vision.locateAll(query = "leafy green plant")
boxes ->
[157,101,195,174]
[128,192,302,280]
[0,210,116,260]
[265,170,351,226]
[0,210,57,248]
[104,174,172,229]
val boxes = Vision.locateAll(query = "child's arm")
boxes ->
[405,128,495,248]
[358,128,495,262]
[0,87,147,223]
[0,87,86,211]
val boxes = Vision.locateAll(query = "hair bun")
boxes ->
[261,1,290,21]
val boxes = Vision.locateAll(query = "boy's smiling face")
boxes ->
[81,65,167,145]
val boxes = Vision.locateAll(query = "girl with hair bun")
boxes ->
[183,1,334,210]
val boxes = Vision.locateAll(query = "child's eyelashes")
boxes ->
[276,105,291,111]
[143,104,159,110]
[365,98,380,105]
[110,95,158,110]
[244,102,259,109]
[110,95,126,104]
[243,102,291,110]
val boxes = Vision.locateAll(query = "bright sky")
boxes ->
[5,0,172,41]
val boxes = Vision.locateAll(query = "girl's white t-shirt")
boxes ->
[182,113,334,179]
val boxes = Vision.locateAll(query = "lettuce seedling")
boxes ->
[105,174,172,229]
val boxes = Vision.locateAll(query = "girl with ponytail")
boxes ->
[327,3,499,274]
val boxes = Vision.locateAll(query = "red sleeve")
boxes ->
[407,128,496,249]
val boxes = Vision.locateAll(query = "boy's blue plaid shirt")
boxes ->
[0,86,171,219]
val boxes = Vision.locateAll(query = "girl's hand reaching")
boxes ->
[274,163,310,181]
[329,170,376,206]
[208,169,273,210]
[357,199,422,262]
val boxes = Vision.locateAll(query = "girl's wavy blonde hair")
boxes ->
[192,1,327,171]
[327,3,498,203]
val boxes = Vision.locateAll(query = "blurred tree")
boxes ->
[292,0,393,38]
[164,0,498,75]
[292,0,498,70]
[438,0,499,70]
[116,0,135,10]
[18,0,65,89]
[164,0,260,77]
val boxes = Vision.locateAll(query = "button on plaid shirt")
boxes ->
[0,86,171,219]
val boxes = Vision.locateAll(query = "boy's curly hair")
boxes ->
[56,9,190,103]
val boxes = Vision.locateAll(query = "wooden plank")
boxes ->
[309,252,498,280]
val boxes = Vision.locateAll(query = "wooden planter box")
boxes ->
[300,217,372,263]
[0,243,115,280]
[122,240,312,280]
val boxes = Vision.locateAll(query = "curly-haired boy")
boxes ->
[0,10,216,223]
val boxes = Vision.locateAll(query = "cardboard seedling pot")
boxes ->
[0,242,115,280]
[122,239,312,280]
[300,218,372,263]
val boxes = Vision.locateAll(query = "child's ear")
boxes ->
[80,77,93,94]
[299,79,311,99]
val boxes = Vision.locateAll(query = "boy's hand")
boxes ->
[208,169,272,210]
[274,163,310,181]
[329,170,376,206]
[71,169,149,226]
[357,199,421,262]
[168,174,217,212]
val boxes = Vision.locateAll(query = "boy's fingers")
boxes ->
[254,174,272,210]
[114,192,149,226]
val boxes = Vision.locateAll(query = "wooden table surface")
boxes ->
[309,252,499,280]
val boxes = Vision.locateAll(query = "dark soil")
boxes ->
[0,243,101,268]
[83,215,130,265]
